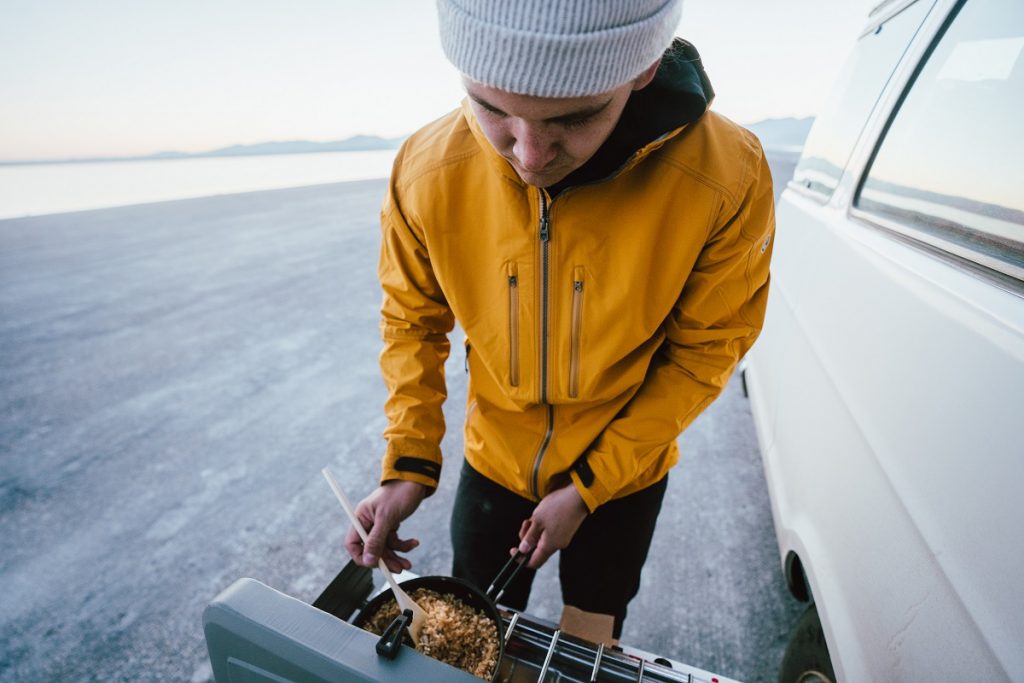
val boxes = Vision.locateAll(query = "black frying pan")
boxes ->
[350,550,528,681]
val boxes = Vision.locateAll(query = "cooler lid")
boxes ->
[203,578,482,682]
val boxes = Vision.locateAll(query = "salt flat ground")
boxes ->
[0,154,799,683]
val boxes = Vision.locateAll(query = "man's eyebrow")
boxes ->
[468,93,507,115]
[469,93,614,123]
[546,99,613,123]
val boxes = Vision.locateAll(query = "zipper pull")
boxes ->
[574,280,583,292]
[509,275,518,287]
[538,191,550,242]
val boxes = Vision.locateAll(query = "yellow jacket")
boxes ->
[378,92,774,512]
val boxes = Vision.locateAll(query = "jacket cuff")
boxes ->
[569,456,614,512]
[381,441,442,492]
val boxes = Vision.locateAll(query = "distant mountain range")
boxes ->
[2,117,814,166]
[0,134,406,166]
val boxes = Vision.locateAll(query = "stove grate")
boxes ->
[497,608,730,683]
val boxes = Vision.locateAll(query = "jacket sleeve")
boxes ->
[570,141,775,512]
[377,173,455,492]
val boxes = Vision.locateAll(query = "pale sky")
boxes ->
[0,0,879,162]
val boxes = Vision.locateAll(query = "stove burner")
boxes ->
[319,562,737,683]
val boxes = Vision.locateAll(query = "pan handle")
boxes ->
[375,609,413,659]
[486,549,530,604]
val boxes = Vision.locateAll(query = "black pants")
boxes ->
[450,459,667,638]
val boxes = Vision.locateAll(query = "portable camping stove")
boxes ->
[204,561,742,682]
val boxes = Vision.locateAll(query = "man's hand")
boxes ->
[344,480,428,572]
[516,483,590,569]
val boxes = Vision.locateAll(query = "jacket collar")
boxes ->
[462,98,524,187]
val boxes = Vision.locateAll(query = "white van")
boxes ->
[745,0,1023,680]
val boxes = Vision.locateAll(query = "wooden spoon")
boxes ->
[321,467,427,646]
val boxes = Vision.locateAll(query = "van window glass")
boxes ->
[793,0,933,197]
[857,0,1024,278]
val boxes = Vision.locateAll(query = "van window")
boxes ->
[793,0,934,197]
[856,0,1024,280]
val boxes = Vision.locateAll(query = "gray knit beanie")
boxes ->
[437,0,682,98]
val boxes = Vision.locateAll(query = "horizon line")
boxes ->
[1,115,814,167]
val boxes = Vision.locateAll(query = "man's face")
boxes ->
[464,78,637,188]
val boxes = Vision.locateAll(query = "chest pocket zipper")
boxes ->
[569,267,585,398]
[507,264,520,387]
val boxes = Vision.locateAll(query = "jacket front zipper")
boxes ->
[507,265,520,387]
[530,191,553,499]
[569,268,585,398]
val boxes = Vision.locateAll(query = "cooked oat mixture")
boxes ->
[363,587,499,680]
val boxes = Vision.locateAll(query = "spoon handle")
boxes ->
[321,467,402,595]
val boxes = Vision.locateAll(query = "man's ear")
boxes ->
[631,59,661,91]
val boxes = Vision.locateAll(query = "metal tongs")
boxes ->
[486,547,531,605]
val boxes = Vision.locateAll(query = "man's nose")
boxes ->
[511,124,557,172]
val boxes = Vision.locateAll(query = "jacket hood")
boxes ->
[547,38,715,194]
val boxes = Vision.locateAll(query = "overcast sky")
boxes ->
[1,0,879,161]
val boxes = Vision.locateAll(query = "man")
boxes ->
[346,0,774,644]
